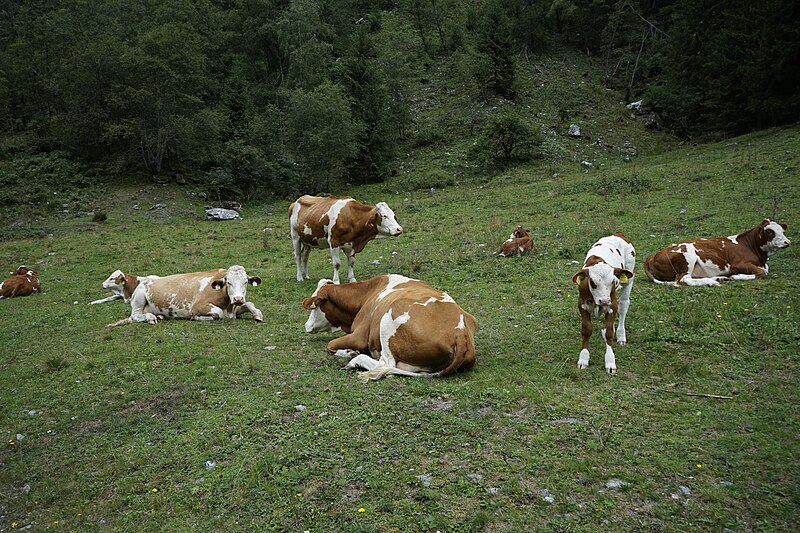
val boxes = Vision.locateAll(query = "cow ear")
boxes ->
[249,276,261,287]
[366,210,380,229]
[303,296,321,309]
[212,279,226,289]
[116,274,126,285]
[781,222,788,230]
[615,269,634,284]
[572,271,586,284]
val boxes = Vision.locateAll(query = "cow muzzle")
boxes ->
[231,296,245,305]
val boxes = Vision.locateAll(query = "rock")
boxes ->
[417,474,432,487]
[264,346,277,351]
[580,161,593,168]
[21,483,31,494]
[205,208,241,221]
[568,124,581,137]
[626,100,644,113]
[540,489,555,504]
[204,460,216,470]
[295,405,307,412]
[719,480,733,487]
[466,473,483,481]
[605,478,629,489]
[371,260,381,265]
[678,485,691,496]
[486,487,499,494]
[551,417,584,424]
[150,203,167,210]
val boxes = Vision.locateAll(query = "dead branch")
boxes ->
[648,386,733,400]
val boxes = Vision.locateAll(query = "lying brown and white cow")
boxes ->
[89,270,160,305]
[289,195,403,284]
[573,233,635,373]
[0,266,41,299]
[644,219,790,286]
[497,226,533,257]
[302,274,477,380]
[108,265,262,326]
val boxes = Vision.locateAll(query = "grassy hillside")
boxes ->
[1,121,798,531]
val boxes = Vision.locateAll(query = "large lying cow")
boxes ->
[572,233,635,373]
[89,270,159,305]
[108,265,262,326]
[302,274,477,380]
[497,226,533,257]
[289,195,403,284]
[644,219,790,286]
[0,266,41,299]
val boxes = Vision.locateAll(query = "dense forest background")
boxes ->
[1,0,798,200]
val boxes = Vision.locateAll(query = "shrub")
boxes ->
[470,111,542,167]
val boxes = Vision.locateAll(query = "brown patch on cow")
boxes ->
[612,232,634,245]
[583,255,605,268]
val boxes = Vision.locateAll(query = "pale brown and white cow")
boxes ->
[289,195,403,284]
[644,219,790,287]
[572,233,635,373]
[0,266,41,299]
[302,274,477,380]
[497,226,533,257]
[89,270,160,305]
[108,265,262,326]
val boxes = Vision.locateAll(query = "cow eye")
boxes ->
[589,280,597,289]
[765,229,775,238]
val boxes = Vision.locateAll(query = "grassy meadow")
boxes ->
[1,126,799,531]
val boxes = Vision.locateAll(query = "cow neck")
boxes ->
[736,223,768,265]
[327,277,387,327]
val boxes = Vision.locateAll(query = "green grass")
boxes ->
[1,125,799,531]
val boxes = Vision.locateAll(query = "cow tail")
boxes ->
[436,330,476,378]
[107,317,133,327]
[643,255,657,282]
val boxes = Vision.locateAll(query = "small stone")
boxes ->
[417,474,432,487]
[540,489,555,504]
[466,473,483,481]
[719,480,733,487]
[605,478,629,489]
[371,260,381,265]
[486,487,499,494]
[15,434,24,441]
[295,405,307,412]
[205,460,216,470]
[552,417,583,424]
[679,209,687,214]
[678,485,692,496]
[264,346,277,351]
[27,410,37,417]
[21,483,31,493]
[568,124,581,137]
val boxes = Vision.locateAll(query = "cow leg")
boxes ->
[578,308,592,369]
[191,304,227,320]
[679,274,721,287]
[344,353,383,371]
[345,249,357,283]
[603,311,617,374]
[615,279,633,345]
[300,245,311,280]
[329,246,342,284]
[729,263,767,280]
[235,302,264,322]
[292,233,305,282]
[89,294,124,305]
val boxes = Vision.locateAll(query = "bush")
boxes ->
[470,111,542,167]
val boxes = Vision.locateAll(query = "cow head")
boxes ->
[302,279,348,333]
[573,263,632,307]
[512,226,529,239]
[371,202,403,237]
[759,219,790,255]
[211,265,261,306]
[101,269,126,289]
[11,266,36,277]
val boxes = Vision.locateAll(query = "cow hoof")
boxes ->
[577,362,588,369]
[617,340,627,346]
[606,367,616,374]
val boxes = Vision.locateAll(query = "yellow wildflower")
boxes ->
[358,508,366,513]
[151,488,158,493]
[696,464,702,469]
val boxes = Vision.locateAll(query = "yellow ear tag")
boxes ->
[619,274,629,285]
[310,302,316,309]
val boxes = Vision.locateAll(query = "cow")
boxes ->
[289,195,403,284]
[302,274,477,381]
[572,233,635,373]
[0,266,41,299]
[89,270,159,305]
[644,219,790,286]
[497,226,533,257]
[108,265,262,326]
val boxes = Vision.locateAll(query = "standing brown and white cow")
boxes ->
[497,226,533,257]
[644,219,790,286]
[302,274,477,380]
[572,233,635,373]
[289,195,403,284]
[0,266,41,299]
[89,269,159,305]
[108,265,262,326]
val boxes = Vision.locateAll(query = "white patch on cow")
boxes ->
[456,314,465,330]
[578,348,590,369]
[378,308,411,368]
[323,199,353,237]
[303,224,313,235]
[414,297,438,307]
[762,221,791,255]
[376,274,415,301]
[374,202,403,237]
[727,235,739,244]
[101,269,125,289]
[197,276,214,293]
[680,243,729,279]
[440,292,455,303]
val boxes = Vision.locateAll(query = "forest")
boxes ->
[1,0,799,199]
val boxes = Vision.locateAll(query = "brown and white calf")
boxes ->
[289,195,403,284]
[0,266,41,299]
[573,233,635,373]
[644,219,790,286]
[90,270,160,305]
[302,274,477,380]
[497,226,533,257]
[108,265,262,326]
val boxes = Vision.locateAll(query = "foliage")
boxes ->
[471,110,542,167]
